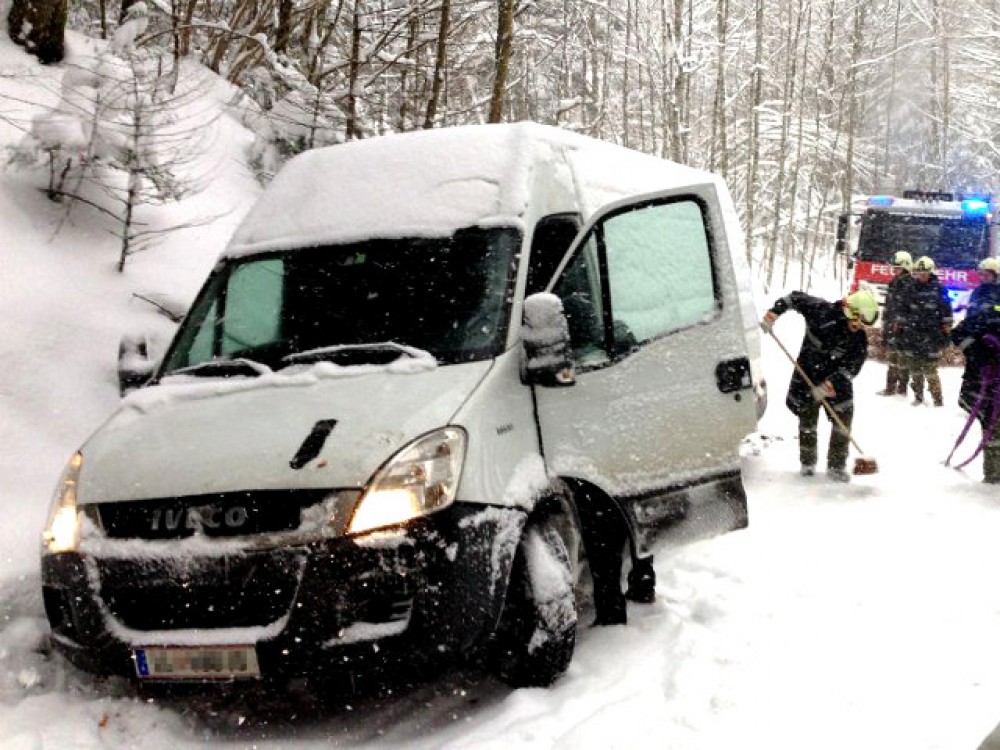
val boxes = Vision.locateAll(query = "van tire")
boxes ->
[493,514,578,688]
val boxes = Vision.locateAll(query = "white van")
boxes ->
[41,123,765,690]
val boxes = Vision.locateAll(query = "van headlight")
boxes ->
[348,428,467,535]
[42,452,84,554]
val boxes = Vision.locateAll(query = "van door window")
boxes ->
[186,299,218,365]
[552,235,608,365]
[526,213,582,295]
[604,198,717,350]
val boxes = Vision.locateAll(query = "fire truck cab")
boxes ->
[838,189,998,317]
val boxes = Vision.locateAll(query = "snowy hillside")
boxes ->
[3,26,1000,750]
[0,26,261,585]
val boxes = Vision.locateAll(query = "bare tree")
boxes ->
[424,0,451,127]
[489,0,514,122]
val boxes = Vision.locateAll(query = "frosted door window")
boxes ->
[604,199,716,348]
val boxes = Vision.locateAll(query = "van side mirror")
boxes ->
[521,292,576,387]
[118,292,187,396]
[118,333,158,395]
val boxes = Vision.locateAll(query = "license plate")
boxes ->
[133,645,261,680]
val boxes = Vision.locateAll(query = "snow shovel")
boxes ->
[766,328,879,475]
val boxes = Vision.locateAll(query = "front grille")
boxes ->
[93,489,331,540]
[98,552,305,630]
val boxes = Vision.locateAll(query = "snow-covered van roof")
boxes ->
[225,122,718,257]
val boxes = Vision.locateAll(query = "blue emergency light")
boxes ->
[961,198,990,215]
[867,195,894,207]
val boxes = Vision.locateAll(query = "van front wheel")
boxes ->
[493,514,578,688]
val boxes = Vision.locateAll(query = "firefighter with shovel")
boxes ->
[761,289,880,482]
[947,257,1000,484]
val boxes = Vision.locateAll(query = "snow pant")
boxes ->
[799,399,853,471]
[577,500,629,625]
[960,387,1000,484]
[576,494,658,623]
[985,444,1000,484]
[902,353,943,405]
[882,348,909,395]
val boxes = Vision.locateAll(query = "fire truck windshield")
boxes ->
[856,213,989,269]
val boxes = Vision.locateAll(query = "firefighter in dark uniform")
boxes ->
[950,257,1000,483]
[762,289,877,482]
[896,256,953,406]
[878,250,913,396]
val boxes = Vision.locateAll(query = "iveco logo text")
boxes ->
[150,505,249,531]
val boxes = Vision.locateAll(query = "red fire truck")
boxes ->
[839,189,998,316]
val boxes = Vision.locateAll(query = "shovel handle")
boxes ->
[765,328,869,456]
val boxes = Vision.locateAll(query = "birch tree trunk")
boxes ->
[764,0,803,289]
[622,0,632,147]
[882,0,901,184]
[930,0,951,182]
[345,1,362,139]
[489,0,514,123]
[781,1,812,288]
[743,0,764,263]
[424,0,451,128]
[710,0,729,177]
[674,0,689,162]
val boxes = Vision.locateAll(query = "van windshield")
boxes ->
[161,227,521,374]
[856,212,989,268]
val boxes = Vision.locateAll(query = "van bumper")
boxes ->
[41,503,525,682]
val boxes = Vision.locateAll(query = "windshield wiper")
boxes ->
[281,342,430,367]
[166,358,273,379]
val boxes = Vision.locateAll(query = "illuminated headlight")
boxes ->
[348,428,467,535]
[42,452,84,553]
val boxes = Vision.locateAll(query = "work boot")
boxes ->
[896,381,908,396]
[592,581,627,626]
[800,464,816,477]
[592,599,627,626]
[984,446,1000,485]
[929,381,944,407]
[828,467,851,483]
[877,369,897,396]
[625,557,656,604]
[912,392,924,406]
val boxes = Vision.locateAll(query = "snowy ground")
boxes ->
[3,357,1000,750]
[4,27,1000,750]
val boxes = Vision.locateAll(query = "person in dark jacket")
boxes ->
[878,250,914,396]
[896,256,953,406]
[950,257,1000,483]
[762,289,877,482]
[964,257,1000,321]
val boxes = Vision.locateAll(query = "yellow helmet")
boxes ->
[892,251,913,270]
[979,257,999,275]
[914,256,936,273]
[845,289,879,325]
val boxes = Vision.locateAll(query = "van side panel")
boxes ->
[451,348,544,510]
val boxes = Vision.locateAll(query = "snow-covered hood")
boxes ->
[77,360,493,505]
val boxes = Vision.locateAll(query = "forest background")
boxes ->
[4,0,1000,291]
